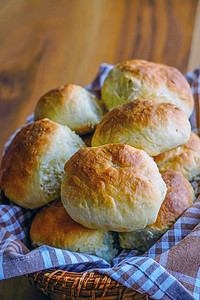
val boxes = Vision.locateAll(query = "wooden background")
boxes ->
[0,0,200,158]
[0,0,200,299]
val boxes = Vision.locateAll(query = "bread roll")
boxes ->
[101,59,194,118]
[119,170,195,251]
[34,84,105,135]
[154,131,200,181]
[61,144,167,232]
[30,199,118,262]
[0,119,85,209]
[91,98,191,156]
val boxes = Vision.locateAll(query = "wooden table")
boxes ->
[0,0,200,299]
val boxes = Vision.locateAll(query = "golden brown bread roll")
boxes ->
[154,131,200,181]
[0,119,85,209]
[119,170,195,251]
[34,84,106,135]
[101,59,194,118]
[61,144,167,232]
[91,98,191,156]
[30,199,118,262]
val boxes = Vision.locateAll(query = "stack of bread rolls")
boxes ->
[0,60,199,261]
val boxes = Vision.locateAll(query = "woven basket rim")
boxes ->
[26,267,125,288]
[26,268,146,299]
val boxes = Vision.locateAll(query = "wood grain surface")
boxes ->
[187,0,200,71]
[0,0,199,158]
[0,0,200,299]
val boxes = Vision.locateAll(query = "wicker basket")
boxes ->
[26,268,148,299]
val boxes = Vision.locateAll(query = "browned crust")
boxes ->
[92,98,189,148]
[30,199,97,247]
[62,143,165,232]
[34,84,77,120]
[154,131,200,164]
[63,143,147,208]
[153,131,200,180]
[74,125,95,136]
[98,98,184,129]
[34,84,105,135]
[148,170,194,231]
[0,119,59,200]
[117,59,194,111]
[64,143,146,186]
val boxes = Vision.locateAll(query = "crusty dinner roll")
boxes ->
[101,59,194,118]
[154,131,200,181]
[30,199,118,262]
[119,170,195,251]
[34,84,106,135]
[0,119,85,209]
[91,98,191,156]
[61,144,167,232]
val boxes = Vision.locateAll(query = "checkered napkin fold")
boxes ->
[0,64,200,300]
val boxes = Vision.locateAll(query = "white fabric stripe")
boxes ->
[151,289,165,299]
[150,264,167,282]
[188,231,200,236]
[140,279,155,293]
[159,276,176,291]
[193,293,200,300]
[40,246,53,269]
[169,270,199,286]
[8,240,23,254]
[55,248,67,266]
[0,229,15,252]
[158,252,169,268]
[0,262,4,280]
[174,221,182,245]
[194,268,200,297]
[180,217,200,224]
[136,258,155,272]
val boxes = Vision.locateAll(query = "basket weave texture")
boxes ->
[26,269,148,299]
